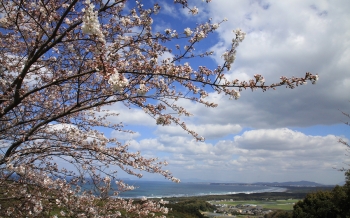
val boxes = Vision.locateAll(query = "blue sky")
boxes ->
[100,0,350,185]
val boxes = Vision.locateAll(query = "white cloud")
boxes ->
[155,123,242,139]
[158,51,174,64]
[111,130,141,141]
[192,123,242,139]
[126,127,349,184]
[101,103,155,126]
[191,0,350,129]
[158,1,180,19]
[126,133,216,159]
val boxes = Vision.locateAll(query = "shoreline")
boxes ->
[149,185,335,202]
[119,187,287,199]
[122,187,287,199]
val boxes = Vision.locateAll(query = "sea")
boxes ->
[100,180,287,198]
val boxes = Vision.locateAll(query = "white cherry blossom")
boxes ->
[108,69,129,92]
[184,27,193,37]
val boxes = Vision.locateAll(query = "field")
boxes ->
[211,199,299,210]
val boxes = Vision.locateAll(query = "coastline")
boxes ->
[153,185,335,202]
[115,180,335,200]
[121,187,287,199]
[115,181,297,199]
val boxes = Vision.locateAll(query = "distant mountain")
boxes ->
[252,181,326,187]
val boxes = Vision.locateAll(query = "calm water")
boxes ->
[96,180,287,198]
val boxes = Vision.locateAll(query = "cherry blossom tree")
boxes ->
[0,0,318,217]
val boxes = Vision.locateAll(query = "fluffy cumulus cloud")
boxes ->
[132,128,348,184]
[100,103,155,126]
[111,130,141,141]
[155,123,242,139]
[203,0,350,128]
[217,128,348,184]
